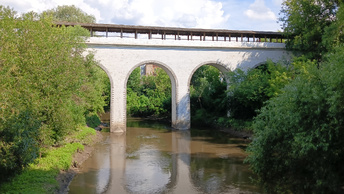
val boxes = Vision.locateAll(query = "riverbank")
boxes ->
[56,130,104,194]
[0,126,102,194]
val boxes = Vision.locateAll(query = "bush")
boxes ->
[227,60,293,121]
[86,113,101,128]
[246,49,344,193]
[0,126,95,193]
[0,110,40,182]
[0,6,109,182]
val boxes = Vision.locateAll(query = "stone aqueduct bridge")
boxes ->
[57,22,291,133]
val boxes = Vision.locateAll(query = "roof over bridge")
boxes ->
[55,22,284,43]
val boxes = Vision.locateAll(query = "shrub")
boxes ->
[246,49,344,193]
[0,110,40,182]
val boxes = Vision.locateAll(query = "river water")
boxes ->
[68,118,261,194]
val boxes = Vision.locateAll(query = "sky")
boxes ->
[1,0,284,31]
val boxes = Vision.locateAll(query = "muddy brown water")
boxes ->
[68,117,261,194]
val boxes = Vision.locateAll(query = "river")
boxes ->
[68,117,261,194]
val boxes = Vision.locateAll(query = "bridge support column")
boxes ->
[172,84,190,130]
[110,77,126,133]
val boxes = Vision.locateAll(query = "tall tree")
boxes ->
[0,6,106,182]
[280,0,340,60]
[42,5,96,23]
[246,3,344,193]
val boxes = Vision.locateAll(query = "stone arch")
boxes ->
[252,61,269,69]
[124,60,178,126]
[188,61,231,86]
[187,61,232,123]
[97,62,114,84]
[94,61,114,122]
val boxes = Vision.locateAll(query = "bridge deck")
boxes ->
[55,22,284,43]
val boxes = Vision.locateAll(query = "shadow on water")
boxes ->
[190,127,248,145]
[126,117,172,131]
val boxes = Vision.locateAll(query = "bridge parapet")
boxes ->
[86,37,286,50]
[56,22,285,43]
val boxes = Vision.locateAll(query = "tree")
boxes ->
[322,2,344,52]
[280,0,340,60]
[127,67,172,117]
[42,5,96,23]
[246,51,344,193]
[0,6,107,182]
[246,3,344,192]
[226,61,293,126]
[190,65,227,127]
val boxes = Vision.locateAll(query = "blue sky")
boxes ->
[2,0,284,31]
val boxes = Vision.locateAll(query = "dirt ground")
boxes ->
[56,131,104,194]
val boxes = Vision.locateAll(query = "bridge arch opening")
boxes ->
[252,62,270,71]
[125,60,177,126]
[188,62,230,127]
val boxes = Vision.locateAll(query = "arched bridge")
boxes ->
[57,22,291,133]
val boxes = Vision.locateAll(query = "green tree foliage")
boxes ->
[322,2,344,52]
[127,67,172,117]
[0,6,108,181]
[0,110,40,182]
[190,65,227,126]
[246,3,344,193]
[227,61,293,122]
[280,0,340,60]
[246,50,344,193]
[42,5,96,23]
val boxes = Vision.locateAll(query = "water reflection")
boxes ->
[68,119,260,194]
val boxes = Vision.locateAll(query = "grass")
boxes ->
[71,126,96,145]
[0,126,96,194]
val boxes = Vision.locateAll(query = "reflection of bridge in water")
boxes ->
[68,123,257,193]
[57,22,291,132]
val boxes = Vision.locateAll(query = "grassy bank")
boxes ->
[0,126,96,193]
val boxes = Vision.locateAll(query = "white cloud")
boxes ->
[103,0,230,29]
[244,0,277,20]
[1,0,283,30]
[2,0,102,21]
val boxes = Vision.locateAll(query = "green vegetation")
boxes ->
[125,65,229,128]
[280,0,340,60]
[127,67,172,118]
[42,5,96,23]
[227,62,288,122]
[246,50,344,193]
[245,1,344,193]
[124,1,344,192]
[0,5,108,185]
[190,65,227,127]
[0,126,95,193]
[1,1,343,192]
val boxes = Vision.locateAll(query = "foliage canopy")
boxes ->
[0,5,108,182]
[42,5,96,23]
[247,2,344,193]
[280,0,340,60]
[127,67,172,117]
